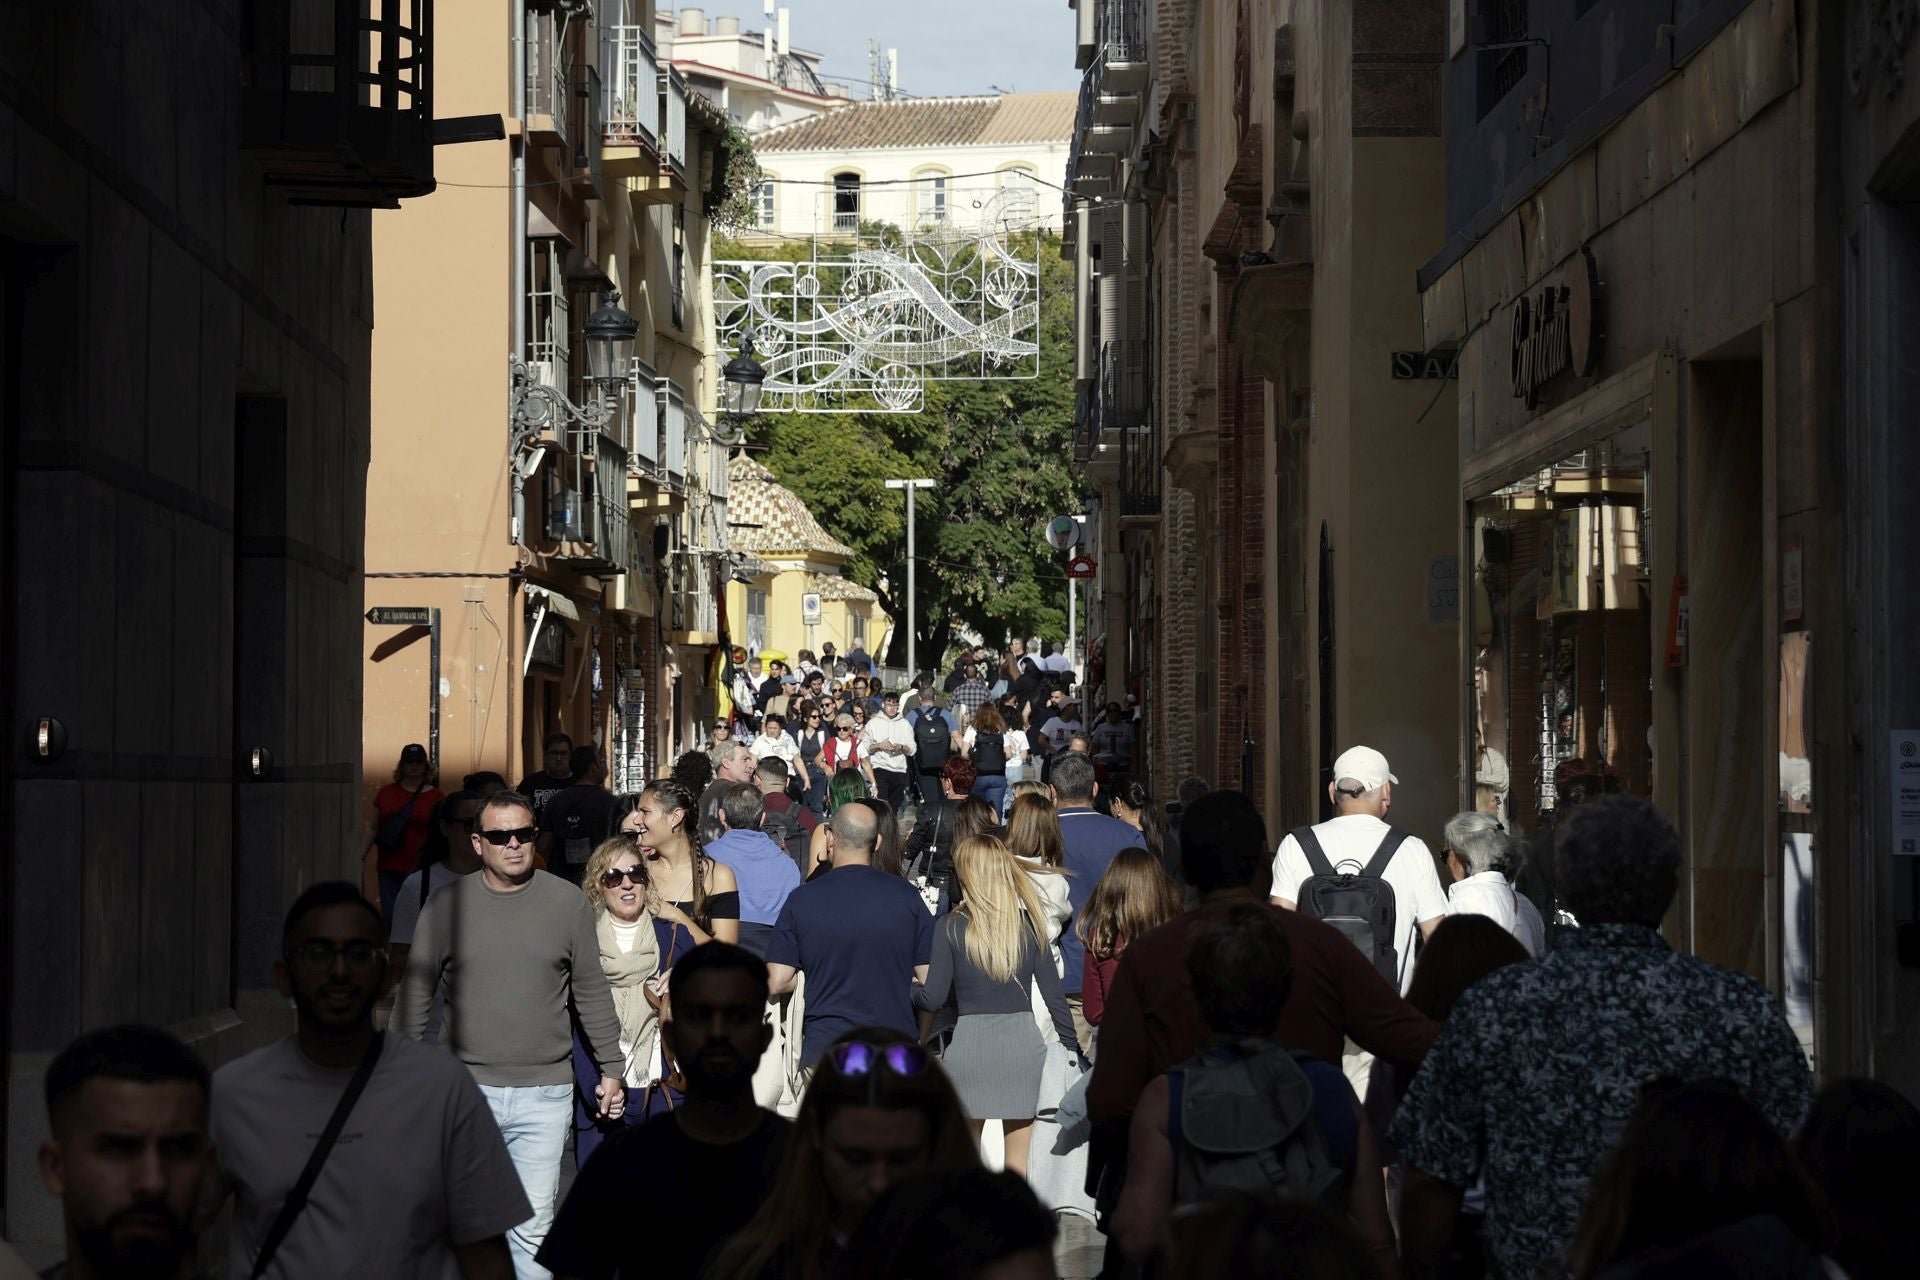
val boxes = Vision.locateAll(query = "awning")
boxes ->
[524,582,580,620]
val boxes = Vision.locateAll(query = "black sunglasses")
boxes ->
[287,939,387,971]
[600,866,646,888]
[477,826,537,846]
[826,1040,930,1079]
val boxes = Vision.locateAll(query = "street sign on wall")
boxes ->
[1067,555,1096,580]
[365,606,432,626]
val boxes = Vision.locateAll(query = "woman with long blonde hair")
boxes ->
[912,835,1080,1175]
[1004,792,1072,984]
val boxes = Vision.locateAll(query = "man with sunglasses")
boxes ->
[397,792,628,1280]
[540,943,790,1280]
[213,882,526,1279]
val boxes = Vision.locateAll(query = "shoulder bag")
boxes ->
[249,1033,384,1279]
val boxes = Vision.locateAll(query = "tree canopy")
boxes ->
[716,228,1085,670]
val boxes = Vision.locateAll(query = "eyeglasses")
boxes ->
[826,1040,929,1079]
[601,866,646,888]
[287,940,387,970]
[477,826,537,846]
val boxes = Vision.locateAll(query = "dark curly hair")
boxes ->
[1556,795,1680,927]
[670,749,714,797]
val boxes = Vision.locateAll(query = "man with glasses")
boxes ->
[515,732,575,829]
[214,882,526,1278]
[397,792,627,1280]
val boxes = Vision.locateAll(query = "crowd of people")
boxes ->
[25,649,1920,1280]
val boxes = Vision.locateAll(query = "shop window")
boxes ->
[1468,430,1653,833]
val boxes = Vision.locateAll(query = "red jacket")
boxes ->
[1082,949,1122,1027]
[1086,896,1439,1127]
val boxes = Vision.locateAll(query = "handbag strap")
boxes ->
[249,1033,385,1279]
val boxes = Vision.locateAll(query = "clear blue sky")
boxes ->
[755,1,1081,98]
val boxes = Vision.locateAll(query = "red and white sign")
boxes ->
[1067,555,1097,580]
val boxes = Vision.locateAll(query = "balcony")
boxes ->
[239,0,435,207]
[1067,76,1120,199]
[553,426,639,576]
[628,66,689,206]
[579,64,605,196]
[1093,0,1147,93]
[525,11,571,149]
[600,24,661,180]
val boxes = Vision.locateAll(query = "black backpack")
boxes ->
[913,708,951,769]
[1167,1040,1345,1208]
[971,730,1007,775]
[1291,825,1408,986]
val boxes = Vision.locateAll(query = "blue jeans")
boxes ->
[971,775,1008,819]
[478,1083,572,1280]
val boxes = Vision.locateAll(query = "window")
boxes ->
[999,165,1038,220]
[671,207,685,330]
[832,172,861,231]
[914,169,949,226]
[850,610,866,647]
[747,589,768,654]
[754,177,776,229]
[1477,0,1530,120]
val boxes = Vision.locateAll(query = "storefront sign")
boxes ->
[1510,248,1600,409]
[1067,555,1097,580]
[1892,730,1920,855]
[1391,349,1458,380]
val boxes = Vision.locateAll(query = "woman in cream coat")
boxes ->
[571,834,662,1165]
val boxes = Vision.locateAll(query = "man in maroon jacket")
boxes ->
[1087,789,1438,1130]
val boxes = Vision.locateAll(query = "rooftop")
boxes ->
[752,91,1076,152]
[725,453,857,558]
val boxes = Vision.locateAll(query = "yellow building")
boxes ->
[723,455,880,665]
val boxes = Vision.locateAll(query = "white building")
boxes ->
[657,7,858,134]
[744,92,1076,238]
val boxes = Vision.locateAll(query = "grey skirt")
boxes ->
[939,1011,1045,1120]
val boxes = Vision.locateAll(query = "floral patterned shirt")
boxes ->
[1389,923,1812,1280]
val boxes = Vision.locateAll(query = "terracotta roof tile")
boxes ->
[725,453,856,557]
[753,91,1076,153]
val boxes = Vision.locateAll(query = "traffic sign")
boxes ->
[1067,555,1096,580]
[365,606,433,626]
[1045,515,1079,551]
[802,592,823,624]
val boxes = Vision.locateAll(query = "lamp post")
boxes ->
[885,478,935,686]
[721,333,767,424]
[507,290,639,542]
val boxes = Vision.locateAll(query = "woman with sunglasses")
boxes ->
[569,834,662,1165]
[630,780,739,961]
[793,700,831,815]
[708,1028,977,1280]
[913,835,1080,1178]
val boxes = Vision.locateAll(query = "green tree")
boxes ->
[717,229,1085,670]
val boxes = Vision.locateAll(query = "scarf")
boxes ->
[597,911,661,1082]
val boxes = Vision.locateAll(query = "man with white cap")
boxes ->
[1269,745,1447,996]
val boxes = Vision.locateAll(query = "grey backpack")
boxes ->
[1167,1041,1345,1207]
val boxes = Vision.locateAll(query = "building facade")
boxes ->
[746,93,1076,239]
[1,0,435,1255]
[723,455,880,669]
[1068,0,1458,843]
[655,5,859,133]
[364,0,738,813]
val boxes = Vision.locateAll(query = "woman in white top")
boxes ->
[1005,793,1072,980]
[573,834,662,1165]
[1440,810,1543,957]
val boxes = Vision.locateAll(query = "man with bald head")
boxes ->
[765,802,934,1066]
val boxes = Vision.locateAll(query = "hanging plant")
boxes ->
[707,120,765,233]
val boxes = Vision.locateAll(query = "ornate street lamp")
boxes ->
[508,291,638,546]
[721,334,767,422]
[582,291,639,388]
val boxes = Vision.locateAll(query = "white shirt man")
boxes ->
[860,700,915,776]
[1043,642,1073,674]
[1040,705,1084,752]
[1269,746,1448,995]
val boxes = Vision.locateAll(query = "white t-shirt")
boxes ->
[1090,720,1134,761]
[750,732,798,770]
[861,713,914,774]
[391,863,470,945]
[1270,813,1448,993]
[1445,871,1541,957]
[212,1035,531,1280]
[1040,716,1083,751]
[961,726,1027,766]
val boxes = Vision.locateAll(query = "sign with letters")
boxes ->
[365,606,432,626]
[1511,247,1600,409]
[1391,349,1458,380]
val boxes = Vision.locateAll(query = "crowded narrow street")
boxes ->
[4,2,1920,1279]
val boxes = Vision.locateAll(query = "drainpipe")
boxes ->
[510,0,529,544]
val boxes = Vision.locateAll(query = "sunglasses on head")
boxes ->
[477,826,537,846]
[826,1040,930,1079]
[601,865,646,888]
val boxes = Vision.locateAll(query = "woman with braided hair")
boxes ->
[631,778,740,962]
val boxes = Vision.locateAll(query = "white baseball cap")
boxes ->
[1331,746,1398,792]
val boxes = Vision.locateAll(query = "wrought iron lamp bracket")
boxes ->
[508,354,619,477]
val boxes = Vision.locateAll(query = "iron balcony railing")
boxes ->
[526,10,571,148]
[555,422,638,575]
[662,67,688,177]
[581,64,604,193]
[1100,340,1146,431]
[601,24,660,148]
[1094,0,1147,68]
